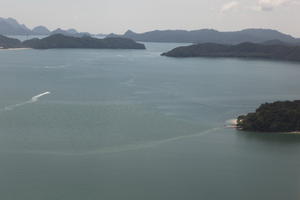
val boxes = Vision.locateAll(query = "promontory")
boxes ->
[0,34,146,50]
[237,100,300,132]
[23,34,146,49]
[161,42,300,62]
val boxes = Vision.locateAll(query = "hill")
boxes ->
[50,28,91,37]
[107,29,300,44]
[0,17,94,37]
[237,101,300,132]
[22,34,146,49]
[0,17,32,35]
[161,42,300,62]
[32,26,51,35]
[0,35,23,48]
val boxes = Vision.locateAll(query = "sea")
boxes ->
[1,36,300,200]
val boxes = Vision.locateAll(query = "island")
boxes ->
[161,42,300,62]
[22,34,146,49]
[0,34,146,50]
[237,100,300,132]
[0,35,23,49]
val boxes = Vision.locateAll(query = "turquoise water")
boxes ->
[1,43,300,199]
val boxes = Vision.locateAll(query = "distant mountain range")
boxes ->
[0,17,100,37]
[50,28,91,37]
[2,17,300,45]
[107,29,300,45]
[0,17,32,35]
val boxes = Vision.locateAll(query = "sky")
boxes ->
[1,0,300,37]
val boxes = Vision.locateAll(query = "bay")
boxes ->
[0,42,300,200]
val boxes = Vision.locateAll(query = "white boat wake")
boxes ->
[31,92,51,102]
[2,91,51,111]
[44,65,68,69]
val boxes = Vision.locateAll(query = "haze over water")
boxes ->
[1,42,300,199]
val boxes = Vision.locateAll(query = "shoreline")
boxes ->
[0,48,32,51]
[226,118,300,134]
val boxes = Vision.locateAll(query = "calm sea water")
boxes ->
[1,42,300,200]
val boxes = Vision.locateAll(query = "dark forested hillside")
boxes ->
[237,101,300,132]
[107,29,300,44]
[23,34,146,49]
[161,42,300,62]
[0,35,23,48]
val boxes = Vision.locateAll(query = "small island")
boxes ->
[0,35,23,49]
[0,34,146,50]
[237,100,300,132]
[161,42,300,62]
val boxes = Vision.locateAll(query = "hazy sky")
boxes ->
[1,0,300,36]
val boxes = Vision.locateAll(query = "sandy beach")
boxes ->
[0,48,31,51]
[225,119,238,128]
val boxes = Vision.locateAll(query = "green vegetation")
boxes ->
[162,42,300,62]
[23,34,146,49]
[0,34,146,49]
[0,35,23,48]
[237,100,300,132]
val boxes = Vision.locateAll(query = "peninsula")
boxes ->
[0,34,145,50]
[23,34,145,49]
[161,42,300,62]
[237,100,300,132]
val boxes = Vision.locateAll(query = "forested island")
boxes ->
[161,42,300,62]
[0,34,146,49]
[0,35,23,48]
[23,34,145,49]
[237,100,300,132]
